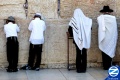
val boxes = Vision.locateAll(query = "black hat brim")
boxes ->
[100,9,113,12]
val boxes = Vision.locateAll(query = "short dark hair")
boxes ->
[6,20,15,24]
[34,15,41,19]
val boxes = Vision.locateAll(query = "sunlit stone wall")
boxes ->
[0,0,119,68]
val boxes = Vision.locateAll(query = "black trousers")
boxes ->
[75,44,87,72]
[28,43,42,68]
[102,51,112,70]
[6,37,19,69]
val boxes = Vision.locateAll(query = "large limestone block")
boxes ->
[0,0,25,19]
[28,0,58,19]
[0,0,24,5]
[60,0,116,18]
[116,0,120,17]
[45,19,68,64]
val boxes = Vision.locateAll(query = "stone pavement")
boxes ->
[0,68,108,80]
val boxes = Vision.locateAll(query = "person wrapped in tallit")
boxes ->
[97,6,118,70]
[69,8,92,73]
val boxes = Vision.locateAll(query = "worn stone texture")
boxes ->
[0,0,120,68]
[28,0,58,19]
[60,0,117,18]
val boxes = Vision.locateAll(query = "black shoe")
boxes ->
[31,67,36,70]
[35,68,40,71]
[103,68,109,70]
[21,65,31,70]
[31,67,40,71]
[12,68,19,72]
[77,70,86,73]
[6,68,12,72]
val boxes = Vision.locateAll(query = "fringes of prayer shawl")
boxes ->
[69,17,83,50]
[69,17,78,34]
[97,15,118,58]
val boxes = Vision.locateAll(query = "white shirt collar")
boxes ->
[35,18,40,20]
[8,22,13,24]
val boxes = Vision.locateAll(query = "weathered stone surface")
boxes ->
[0,0,25,19]
[0,0,120,68]
[60,0,116,18]
[0,0,24,5]
[28,0,58,19]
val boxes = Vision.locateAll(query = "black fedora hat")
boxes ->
[100,6,113,12]
[7,16,15,22]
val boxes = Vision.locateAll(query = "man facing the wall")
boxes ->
[4,16,20,72]
[97,6,118,70]
[69,8,92,73]
[21,13,46,71]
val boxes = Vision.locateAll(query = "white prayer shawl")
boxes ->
[69,9,92,50]
[97,15,118,58]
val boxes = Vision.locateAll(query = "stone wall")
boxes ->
[0,0,120,68]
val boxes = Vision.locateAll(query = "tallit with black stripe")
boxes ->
[69,8,92,50]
